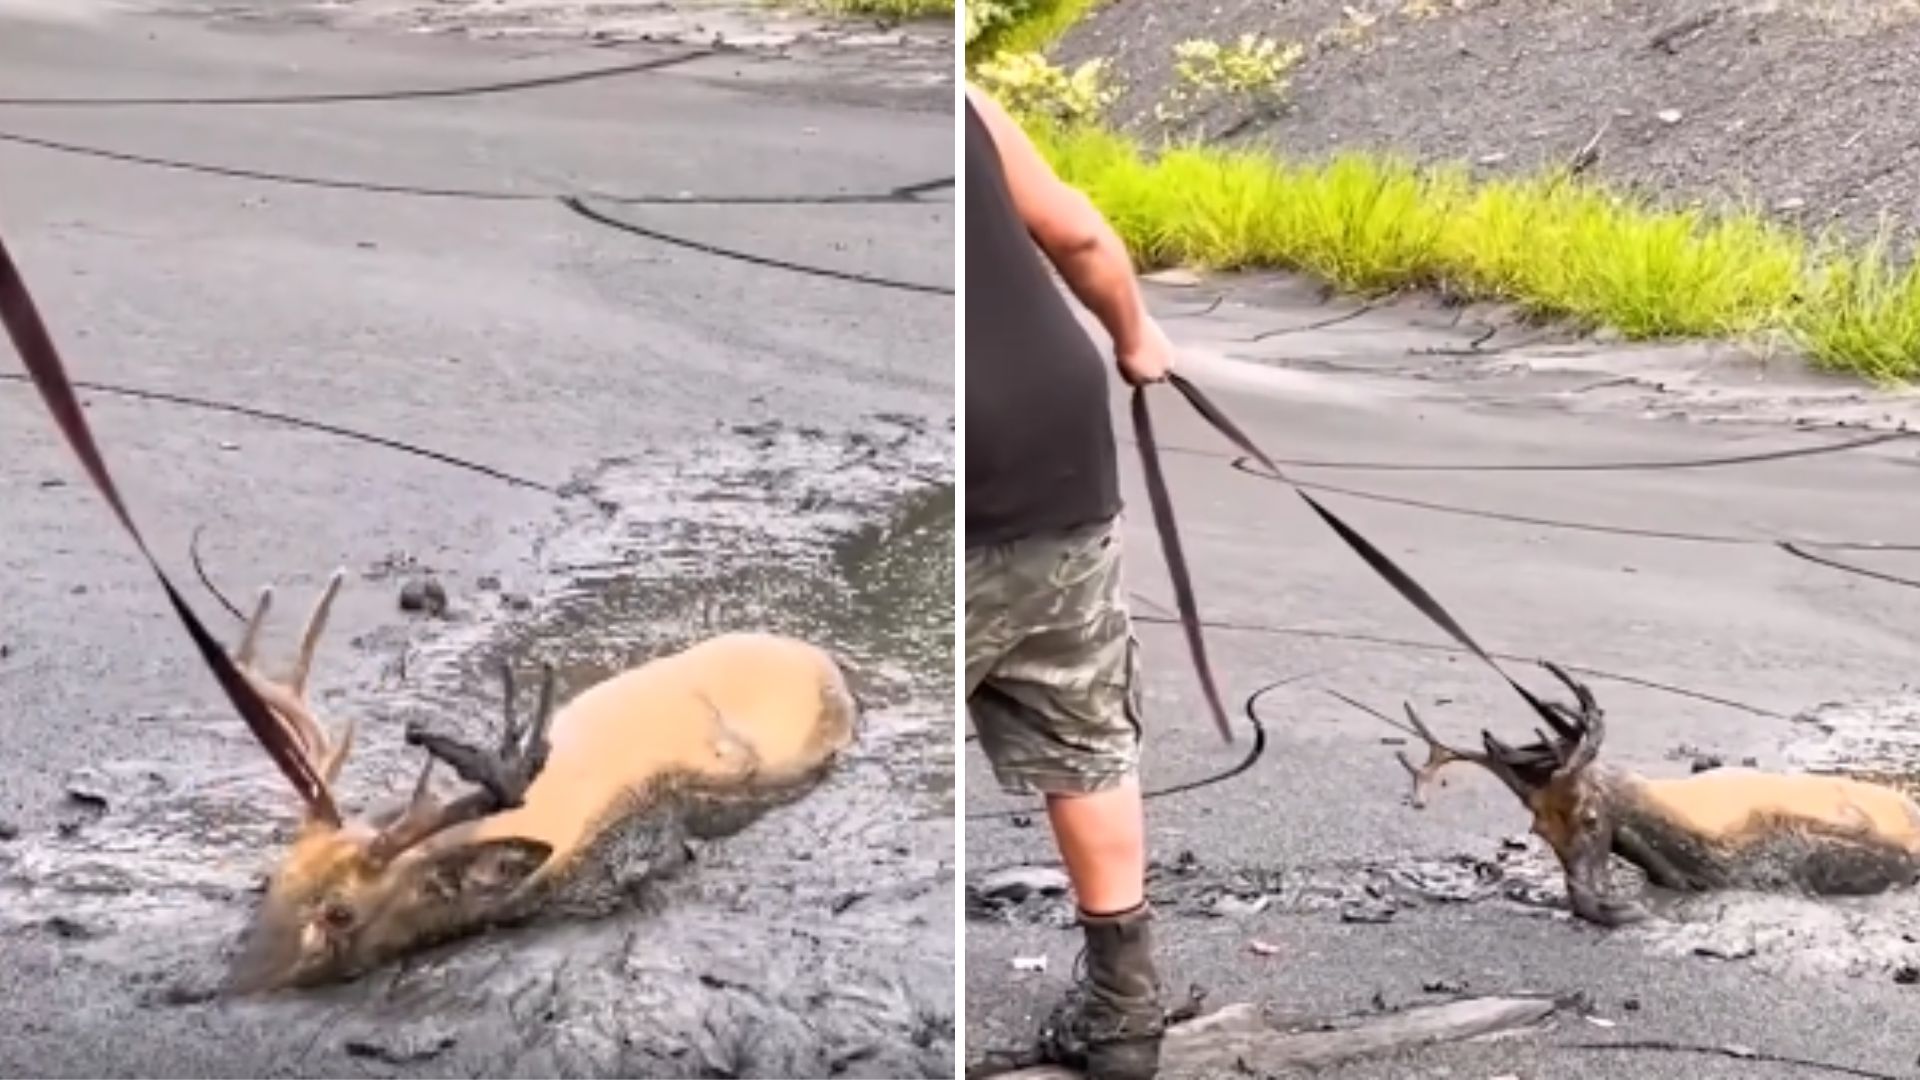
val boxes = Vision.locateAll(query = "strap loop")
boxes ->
[1132,372,1564,744]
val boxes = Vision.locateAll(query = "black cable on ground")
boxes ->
[1162,295,1225,320]
[1246,302,1378,341]
[1118,427,1907,475]
[1126,607,1786,720]
[0,372,558,493]
[1227,457,1920,552]
[561,195,954,296]
[1412,328,1560,357]
[889,176,955,198]
[189,524,245,622]
[0,51,708,108]
[965,670,1292,823]
[1778,541,1920,591]
[1567,1040,1904,1080]
[963,603,1790,815]
[0,128,952,208]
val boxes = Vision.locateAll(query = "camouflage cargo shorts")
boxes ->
[965,514,1144,796]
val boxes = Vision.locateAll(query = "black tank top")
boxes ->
[964,99,1121,548]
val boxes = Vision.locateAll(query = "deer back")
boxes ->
[407,632,858,884]
[539,630,854,793]
[1638,769,1920,852]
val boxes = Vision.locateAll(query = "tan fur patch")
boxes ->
[1640,770,1920,852]
[1524,784,1582,860]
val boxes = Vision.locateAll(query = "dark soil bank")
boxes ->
[1057,0,1920,244]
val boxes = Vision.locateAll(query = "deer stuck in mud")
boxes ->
[1347,662,1920,927]
[217,568,859,993]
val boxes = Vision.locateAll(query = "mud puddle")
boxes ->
[1788,694,1920,800]
[0,416,954,1078]
[123,0,953,90]
[973,790,1920,986]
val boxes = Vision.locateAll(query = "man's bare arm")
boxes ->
[967,84,1170,383]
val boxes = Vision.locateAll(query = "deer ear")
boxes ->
[424,837,552,904]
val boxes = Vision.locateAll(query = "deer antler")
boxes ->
[1394,701,1516,808]
[232,569,355,824]
[364,758,499,866]
[1324,690,1500,808]
[362,661,561,866]
[1538,661,1605,777]
[405,661,556,811]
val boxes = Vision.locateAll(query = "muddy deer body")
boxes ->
[222,570,858,992]
[1361,664,1920,926]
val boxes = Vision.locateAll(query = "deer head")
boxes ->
[1339,662,1648,926]
[222,570,557,993]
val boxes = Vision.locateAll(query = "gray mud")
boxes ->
[966,279,1920,1078]
[0,421,955,1079]
[110,0,954,106]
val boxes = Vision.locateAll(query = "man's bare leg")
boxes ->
[967,520,1166,1080]
[1046,778,1163,1080]
[1046,780,1147,915]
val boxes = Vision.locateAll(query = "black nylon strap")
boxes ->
[1133,371,1562,740]
[0,230,340,825]
[1130,386,1234,744]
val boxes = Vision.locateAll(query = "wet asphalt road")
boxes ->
[0,5,952,1077]
[966,278,1920,1077]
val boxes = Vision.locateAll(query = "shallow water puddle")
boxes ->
[0,415,954,1078]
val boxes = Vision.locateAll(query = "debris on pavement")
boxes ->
[343,1027,458,1065]
[1340,899,1397,924]
[1011,956,1049,974]
[980,994,1564,1078]
[43,915,97,940]
[1205,893,1270,918]
[397,576,449,616]
[1693,939,1758,961]
[975,865,1071,904]
[62,776,112,813]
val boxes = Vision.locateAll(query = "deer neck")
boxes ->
[1605,769,1762,890]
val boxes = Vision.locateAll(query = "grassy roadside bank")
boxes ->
[967,9,1920,383]
[803,0,953,18]
[966,0,1098,63]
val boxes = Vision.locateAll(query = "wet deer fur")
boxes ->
[1360,662,1920,927]
[222,569,858,992]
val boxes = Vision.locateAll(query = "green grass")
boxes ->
[1797,234,1920,382]
[1027,120,1920,381]
[967,0,1106,66]
[809,0,953,17]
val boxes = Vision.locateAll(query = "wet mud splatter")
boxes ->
[969,692,1920,986]
[972,814,1920,983]
[1787,695,1920,799]
[0,417,954,1079]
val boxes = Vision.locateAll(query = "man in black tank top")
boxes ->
[965,85,1174,1080]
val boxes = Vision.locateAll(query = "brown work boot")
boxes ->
[1041,903,1167,1080]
